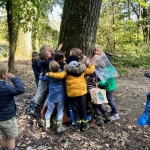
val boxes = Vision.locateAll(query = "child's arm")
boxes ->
[32,64,40,77]
[3,73,25,96]
[39,75,49,82]
[84,65,95,76]
[46,70,67,79]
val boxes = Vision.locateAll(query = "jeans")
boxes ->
[45,101,64,121]
[92,104,106,116]
[69,94,87,121]
[106,91,117,114]
[33,80,48,105]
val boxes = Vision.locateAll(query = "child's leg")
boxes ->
[41,97,48,117]
[106,91,118,114]
[56,102,66,133]
[91,104,104,125]
[69,97,81,131]
[7,137,16,150]
[79,95,90,130]
[33,80,48,105]
[1,117,18,150]
[1,135,7,149]
[44,101,55,130]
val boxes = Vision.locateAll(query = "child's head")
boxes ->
[53,51,65,65]
[93,45,103,56]
[66,55,79,66]
[49,60,59,72]
[70,48,83,61]
[92,55,105,68]
[0,63,8,79]
[39,45,52,59]
[32,52,39,61]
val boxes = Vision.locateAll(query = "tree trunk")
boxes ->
[16,26,32,57]
[6,0,16,72]
[59,0,102,56]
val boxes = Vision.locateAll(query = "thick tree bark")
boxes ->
[6,0,16,72]
[59,0,102,56]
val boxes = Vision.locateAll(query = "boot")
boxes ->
[56,120,66,134]
[71,120,81,132]
[43,118,50,131]
[103,112,111,123]
[81,120,90,131]
[96,115,104,126]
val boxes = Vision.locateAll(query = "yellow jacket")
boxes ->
[47,64,95,97]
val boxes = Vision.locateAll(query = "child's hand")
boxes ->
[57,43,63,51]
[46,73,49,76]
[3,73,15,79]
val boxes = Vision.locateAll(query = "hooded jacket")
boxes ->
[0,77,25,121]
[48,64,95,97]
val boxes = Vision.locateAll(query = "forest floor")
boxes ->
[0,60,150,150]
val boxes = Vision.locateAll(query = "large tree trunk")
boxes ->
[6,0,16,72]
[16,26,32,57]
[59,0,102,56]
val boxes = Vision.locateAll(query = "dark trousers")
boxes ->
[106,91,117,114]
[69,94,87,122]
[87,93,106,116]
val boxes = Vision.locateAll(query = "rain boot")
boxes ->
[43,118,50,131]
[81,120,90,131]
[56,120,66,134]
[103,112,111,123]
[71,120,81,132]
[96,115,104,126]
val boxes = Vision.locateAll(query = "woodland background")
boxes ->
[0,0,150,73]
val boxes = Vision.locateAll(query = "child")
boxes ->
[27,45,53,116]
[87,55,110,126]
[0,62,25,150]
[137,72,150,126]
[31,52,41,87]
[93,45,103,56]
[46,54,95,131]
[93,54,119,120]
[39,60,66,133]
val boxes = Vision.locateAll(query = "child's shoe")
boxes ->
[71,120,81,132]
[110,113,120,120]
[81,120,90,131]
[103,112,111,123]
[56,120,66,133]
[43,118,50,131]
[96,116,104,126]
[13,148,19,150]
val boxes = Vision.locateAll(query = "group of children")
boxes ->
[29,45,119,133]
[0,44,119,150]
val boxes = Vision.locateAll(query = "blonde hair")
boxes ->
[0,62,8,78]
[49,60,59,72]
[70,48,83,61]
[95,45,103,52]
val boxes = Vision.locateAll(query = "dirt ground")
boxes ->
[0,60,150,150]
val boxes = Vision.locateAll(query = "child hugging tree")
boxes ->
[39,60,66,133]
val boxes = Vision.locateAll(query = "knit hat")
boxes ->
[144,72,150,78]
[66,55,79,67]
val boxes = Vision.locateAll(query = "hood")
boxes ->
[64,63,86,77]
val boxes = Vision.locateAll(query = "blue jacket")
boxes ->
[0,77,25,121]
[32,60,41,86]
[137,92,150,126]
[39,75,66,103]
